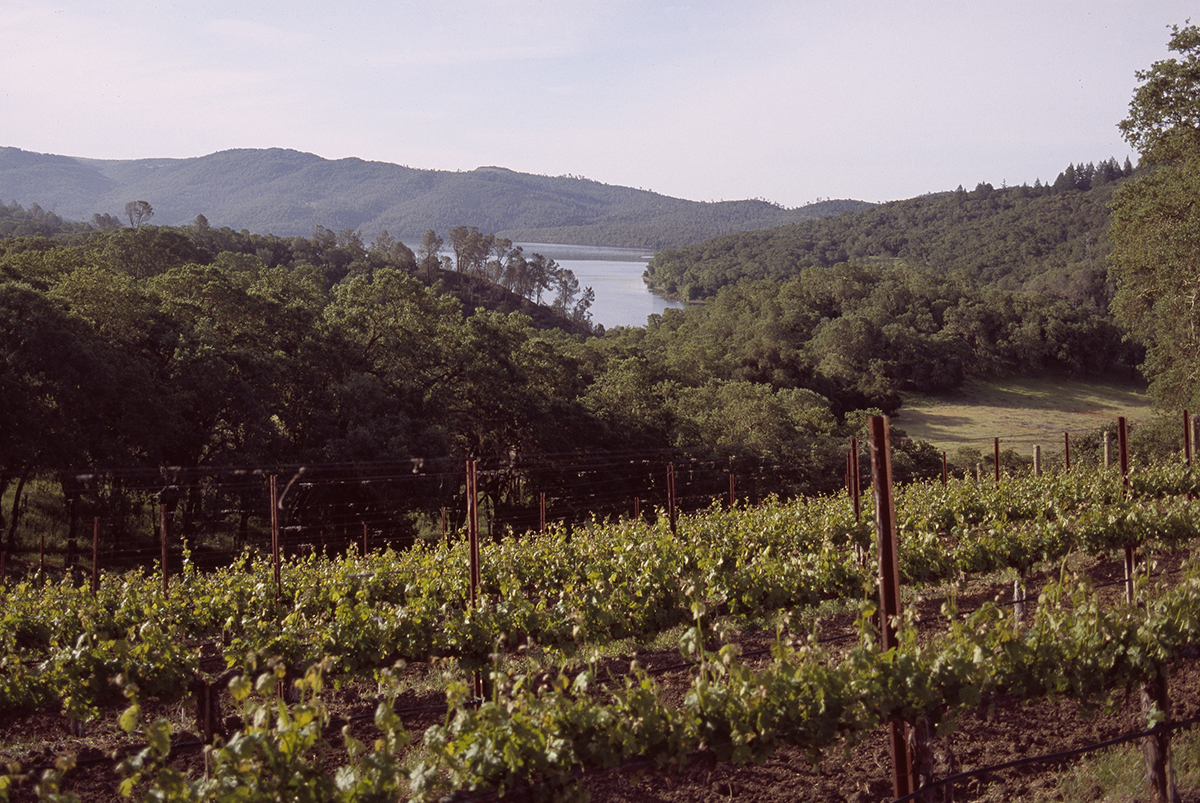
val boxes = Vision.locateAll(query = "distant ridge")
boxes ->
[0,146,870,249]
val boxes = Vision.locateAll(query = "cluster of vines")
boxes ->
[0,463,1197,800]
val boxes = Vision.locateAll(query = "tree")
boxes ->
[1109,22,1200,412]
[370,229,417,272]
[418,229,443,275]
[551,264,580,315]
[96,226,201,279]
[571,285,595,326]
[486,236,517,283]
[1118,24,1200,166]
[1053,164,1078,193]
[447,225,471,272]
[124,200,153,228]
[91,212,122,229]
[447,225,492,275]
[322,267,464,428]
[0,280,140,473]
[525,253,558,305]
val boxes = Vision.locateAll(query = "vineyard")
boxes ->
[1,423,1200,802]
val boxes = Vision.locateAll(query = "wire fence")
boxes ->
[2,408,1196,583]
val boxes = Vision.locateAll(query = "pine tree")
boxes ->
[1052,163,1077,192]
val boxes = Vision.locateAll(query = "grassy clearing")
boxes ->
[898,375,1152,456]
[1047,728,1200,803]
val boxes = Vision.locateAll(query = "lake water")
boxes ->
[517,243,685,330]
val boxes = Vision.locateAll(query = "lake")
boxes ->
[516,243,685,329]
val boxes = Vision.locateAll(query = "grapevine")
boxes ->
[1,466,1199,724]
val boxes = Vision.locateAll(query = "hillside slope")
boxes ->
[0,147,869,248]
[646,167,1130,301]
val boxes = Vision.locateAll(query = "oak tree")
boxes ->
[1110,23,1200,411]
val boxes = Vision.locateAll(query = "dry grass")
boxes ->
[897,375,1152,456]
[1047,729,1200,803]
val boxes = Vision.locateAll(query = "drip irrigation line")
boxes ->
[24,708,1200,800]
[891,712,1200,803]
[423,707,1200,803]
[350,701,450,722]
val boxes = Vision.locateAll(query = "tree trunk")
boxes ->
[1141,667,1179,803]
[907,714,944,802]
[0,471,10,540]
[1013,567,1027,627]
[6,468,31,551]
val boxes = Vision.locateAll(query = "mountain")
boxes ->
[0,147,870,249]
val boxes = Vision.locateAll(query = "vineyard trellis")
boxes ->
[0,414,1199,801]
[5,410,1196,585]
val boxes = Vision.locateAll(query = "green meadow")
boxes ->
[897,375,1153,456]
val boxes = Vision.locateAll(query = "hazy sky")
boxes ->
[1,1,1192,206]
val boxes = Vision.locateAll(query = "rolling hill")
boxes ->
[645,164,1131,301]
[0,146,869,249]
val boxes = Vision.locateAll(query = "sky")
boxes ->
[1,1,1194,206]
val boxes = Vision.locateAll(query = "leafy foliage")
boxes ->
[0,216,964,535]
[1,464,1198,724]
[608,264,1133,418]
[2,464,1200,799]
[645,163,1131,302]
[1109,23,1200,413]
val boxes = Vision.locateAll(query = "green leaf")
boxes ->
[118,703,140,734]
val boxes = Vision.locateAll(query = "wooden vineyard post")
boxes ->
[1113,407,1177,803]
[91,517,100,595]
[1064,431,1071,472]
[1121,420,1180,803]
[270,475,281,603]
[848,437,862,521]
[1118,417,1136,604]
[729,473,736,507]
[1033,444,1042,477]
[941,451,948,486]
[540,492,547,534]
[869,416,916,799]
[849,440,865,563]
[1185,409,1192,466]
[1195,418,1200,465]
[465,459,484,700]
[1119,417,1131,489]
[441,507,447,541]
[667,463,677,536]
[633,496,641,521]
[362,521,369,555]
[160,504,170,594]
[994,437,1001,485]
[466,460,480,606]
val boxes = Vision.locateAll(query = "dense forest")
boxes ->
[0,147,869,249]
[646,158,1135,302]
[0,175,1144,542]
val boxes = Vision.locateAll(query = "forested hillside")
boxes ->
[0,147,869,248]
[1,191,1142,539]
[646,159,1134,302]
